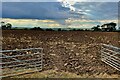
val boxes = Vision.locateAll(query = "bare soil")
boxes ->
[2,30,120,76]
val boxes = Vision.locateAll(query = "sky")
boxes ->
[1,0,119,29]
[1,0,120,2]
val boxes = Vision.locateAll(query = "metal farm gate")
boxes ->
[0,48,43,77]
[101,44,120,71]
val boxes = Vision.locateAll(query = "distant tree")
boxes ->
[61,29,67,31]
[97,25,100,28]
[31,27,44,31]
[24,28,28,30]
[6,23,12,30]
[46,28,54,31]
[109,22,116,31]
[58,28,61,31]
[91,25,101,31]
[101,22,117,31]
[1,22,12,30]
[72,29,76,31]
[1,21,5,26]
[38,27,44,31]
[1,21,6,29]
[76,29,84,31]
[84,29,91,31]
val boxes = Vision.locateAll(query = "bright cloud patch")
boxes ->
[2,18,61,28]
[2,18,118,29]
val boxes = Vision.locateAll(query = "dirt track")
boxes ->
[2,30,120,75]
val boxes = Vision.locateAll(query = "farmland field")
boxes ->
[2,30,120,78]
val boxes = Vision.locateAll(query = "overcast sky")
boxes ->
[1,0,120,2]
[2,2,118,20]
[1,0,119,28]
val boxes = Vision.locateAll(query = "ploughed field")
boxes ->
[2,30,120,76]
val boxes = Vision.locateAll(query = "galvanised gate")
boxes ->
[101,44,120,71]
[0,48,43,77]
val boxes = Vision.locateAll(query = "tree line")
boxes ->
[91,22,117,32]
[0,21,12,30]
[1,21,119,32]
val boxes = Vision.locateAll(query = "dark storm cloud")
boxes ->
[2,2,118,21]
[2,2,72,20]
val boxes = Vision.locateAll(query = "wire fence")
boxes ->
[0,48,43,78]
[101,44,120,71]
